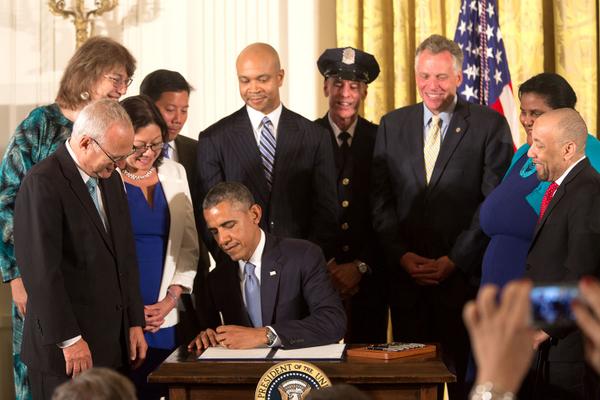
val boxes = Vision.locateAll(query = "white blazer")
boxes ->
[123,159,199,328]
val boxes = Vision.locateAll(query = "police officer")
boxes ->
[315,47,387,343]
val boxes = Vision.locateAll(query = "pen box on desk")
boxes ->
[346,343,436,360]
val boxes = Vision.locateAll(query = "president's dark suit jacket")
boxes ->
[14,144,145,375]
[198,234,346,348]
[526,158,600,363]
[197,106,339,258]
[371,99,514,307]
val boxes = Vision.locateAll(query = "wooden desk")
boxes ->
[149,346,455,400]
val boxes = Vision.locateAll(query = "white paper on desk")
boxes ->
[273,343,346,360]
[197,347,271,360]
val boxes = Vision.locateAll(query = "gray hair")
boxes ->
[71,99,132,145]
[415,34,463,73]
[51,367,136,400]
[203,182,255,210]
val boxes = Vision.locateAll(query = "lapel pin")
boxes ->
[455,127,461,133]
[270,271,277,276]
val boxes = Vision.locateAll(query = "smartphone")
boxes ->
[530,283,580,329]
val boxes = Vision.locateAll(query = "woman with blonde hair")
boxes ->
[0,35,136,400]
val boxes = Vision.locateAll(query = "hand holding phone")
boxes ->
[530,283,580,329]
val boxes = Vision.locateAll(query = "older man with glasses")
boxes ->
[13,99,147,400]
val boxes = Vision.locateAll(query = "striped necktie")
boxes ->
[424,115,441,184]
[86,178,100,213]
[162,143,171,159]
[259,117,276,189]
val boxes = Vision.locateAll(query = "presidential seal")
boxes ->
[255,360,332,400]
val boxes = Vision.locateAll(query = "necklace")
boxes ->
[123,168,154,180]
[519,158,537,178]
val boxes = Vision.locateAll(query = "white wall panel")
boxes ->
[0,1,336,397]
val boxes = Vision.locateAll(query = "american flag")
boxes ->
[453,0,520,146]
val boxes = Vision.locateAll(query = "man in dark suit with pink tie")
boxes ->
[525,108,600,399]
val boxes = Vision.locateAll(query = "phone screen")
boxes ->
[530,284,579,329]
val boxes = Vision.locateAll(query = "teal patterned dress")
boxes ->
[0,104,72,400]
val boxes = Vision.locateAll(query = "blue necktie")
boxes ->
[86,178,100,213]
[244,262,262,327]
[259,117,276,189]
[162,143,171,159]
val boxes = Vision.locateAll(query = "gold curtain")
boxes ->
[337,0,599,142]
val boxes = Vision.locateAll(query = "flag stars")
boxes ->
[487,3,495,18]
[486,46,494,59]
[467,21,473,33]
[486,25,495,41]
[458,20,467,35]
[470,0,477,12]
[494,70,503,85]
[496,27,503,41]
[495,49,503,65]
[461,85,478,102]
[464,64,476,80]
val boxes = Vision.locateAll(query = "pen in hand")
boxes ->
[218,311,226,348]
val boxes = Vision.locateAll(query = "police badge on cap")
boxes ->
[317,47,380,83]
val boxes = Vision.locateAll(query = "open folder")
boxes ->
[197,343,346,361]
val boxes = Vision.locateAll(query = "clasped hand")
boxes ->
[144,296,176,333]
[188,325,268,352]
[400,252,456,285]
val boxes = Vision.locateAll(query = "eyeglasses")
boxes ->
[91,138,134,164]
[132,142,164,155]
[104,74,133,88]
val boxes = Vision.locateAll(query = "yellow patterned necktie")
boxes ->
[424,115,441,184]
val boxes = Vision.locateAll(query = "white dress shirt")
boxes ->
[65,140,108,231]
[327,113,358,147]
[555,156,587,186]
[246,104,283,145]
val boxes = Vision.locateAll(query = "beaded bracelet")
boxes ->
[166,288,178,303]
[470,382,515,400]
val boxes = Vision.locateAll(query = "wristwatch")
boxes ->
[266,326,277,347]
[356,261,369,274]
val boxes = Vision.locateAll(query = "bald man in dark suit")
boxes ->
[197,43,338,261]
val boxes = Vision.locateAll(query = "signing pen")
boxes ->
[218,311,225,326]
